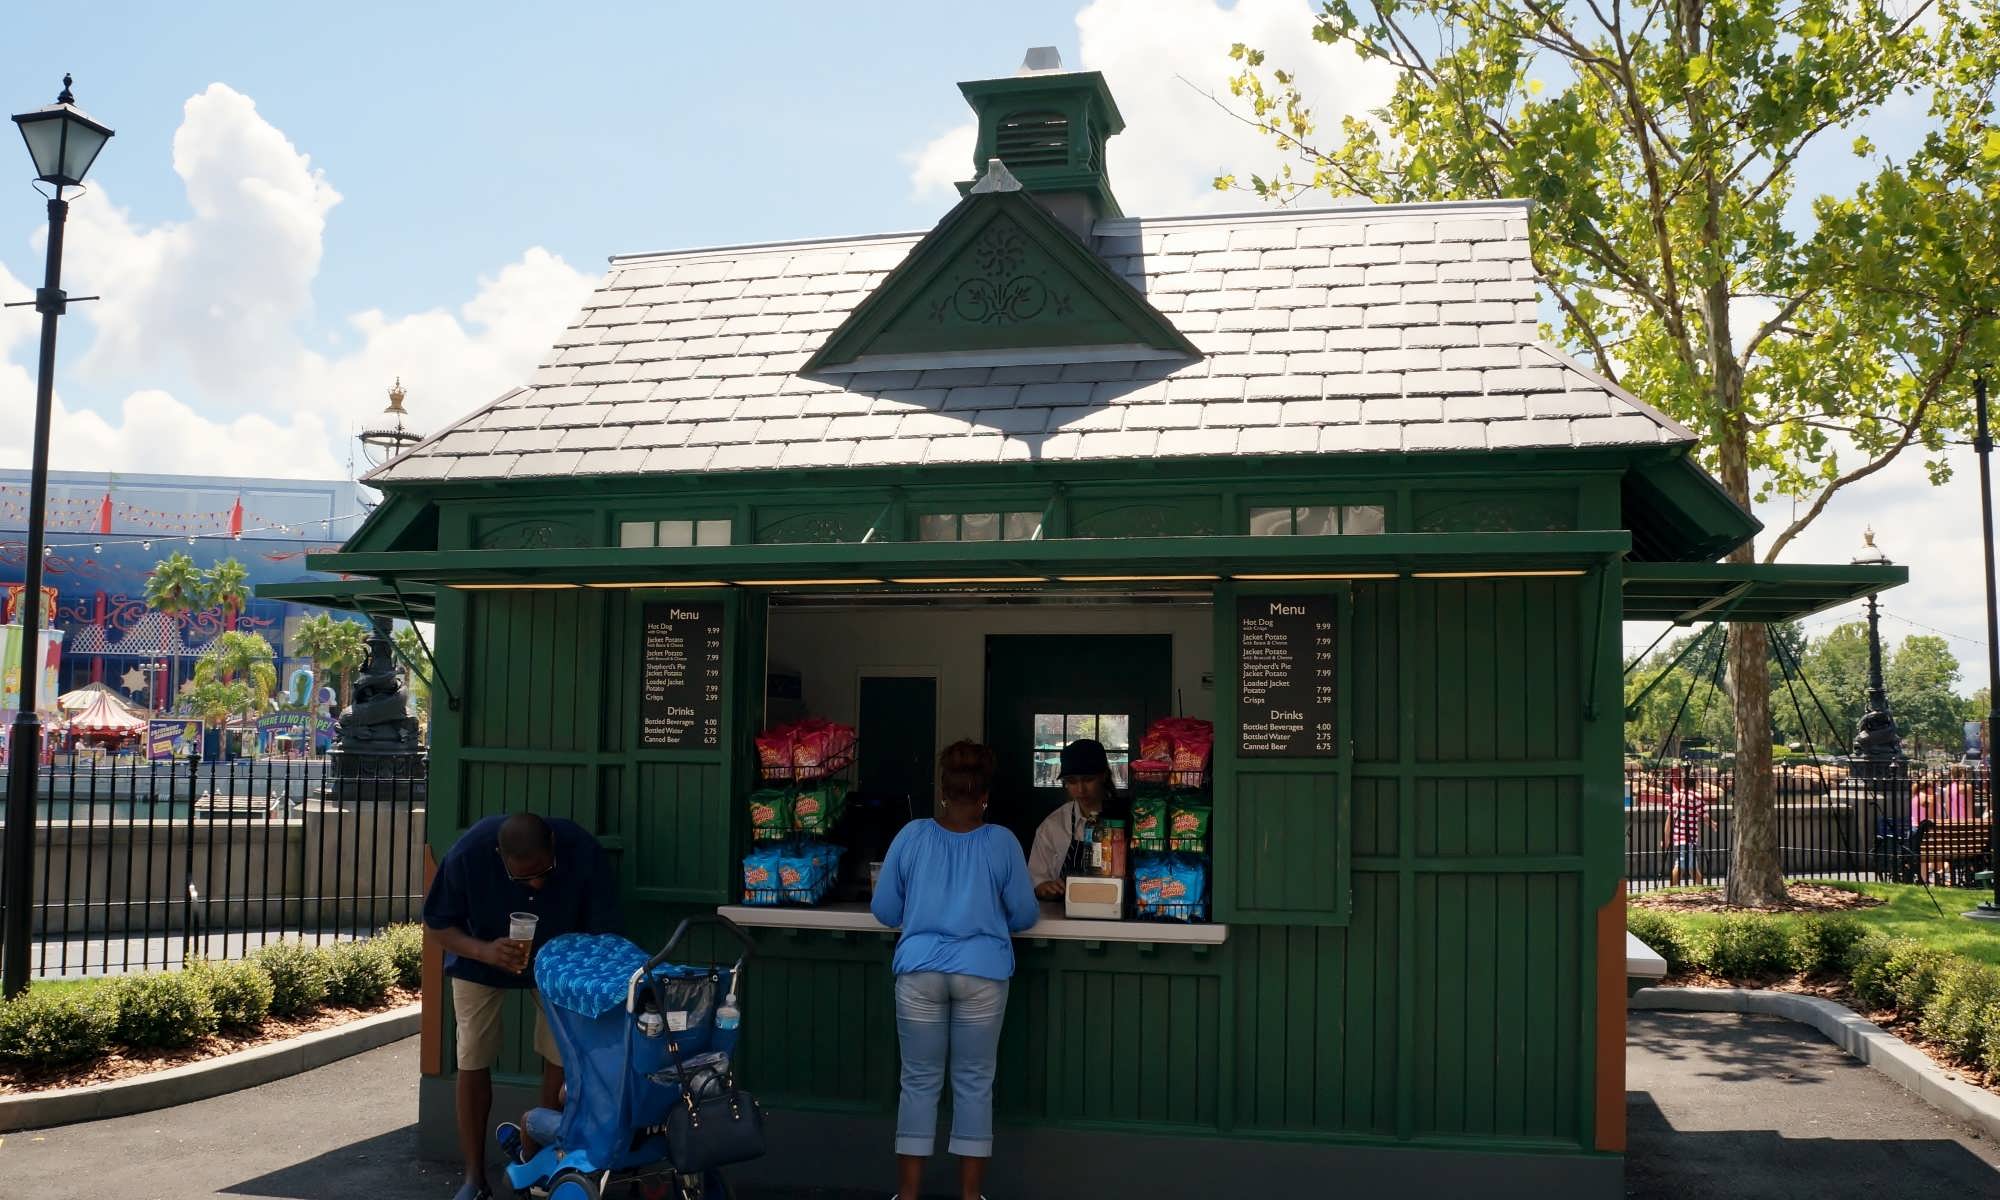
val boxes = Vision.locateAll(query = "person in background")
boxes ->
[1028,739,1121,900]
[1943,763,1972,821]
[423,811,623,1200]
[871,740,1039,1200]
[1663,766,1714,887]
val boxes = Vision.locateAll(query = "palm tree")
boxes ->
[205,558,250,632]
[294,612,370,707]
[144,551,211,700]
[192,630,278,718]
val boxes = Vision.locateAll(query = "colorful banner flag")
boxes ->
[146,718,204,761]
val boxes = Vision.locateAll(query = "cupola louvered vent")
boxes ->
[995,111,1070,168]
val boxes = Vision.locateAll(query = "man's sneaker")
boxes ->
[495,1121,526,1165]
[451,1180,491,1200]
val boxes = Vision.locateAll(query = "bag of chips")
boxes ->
[1168,802,1212,853]
[790,783,844,835]
[741,844,784,905]
[748,789,792,838]
[755,726,795,774]
[1130,795,1169,850]
[1170,719,1214,774]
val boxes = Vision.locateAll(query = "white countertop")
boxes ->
[717,902,1229,946]
[1626,930,1668,981]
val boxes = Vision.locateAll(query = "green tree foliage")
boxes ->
[204,557,251,632]
[143,551,210,617]
[391,626,433,726]
[189,630,279,721]
[1226,0,2000,904]
[293,613,370,706]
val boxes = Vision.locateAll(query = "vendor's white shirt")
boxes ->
[1029,800,1099,886]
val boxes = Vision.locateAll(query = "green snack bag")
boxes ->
[748,789,792,838]
[1130,795,1169,849]
[1167,802,1211,853]
[791,783,841,834]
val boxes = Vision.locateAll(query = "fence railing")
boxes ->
[1626,759,1996,893]
[0,754,427,978]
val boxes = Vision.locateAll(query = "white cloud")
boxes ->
[0,83,595,482]
[906,0,1396,214]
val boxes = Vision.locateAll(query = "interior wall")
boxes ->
[766,601,1214,744]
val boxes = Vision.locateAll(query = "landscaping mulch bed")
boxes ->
[0,985,418,1096]
[1630,883,1883,914]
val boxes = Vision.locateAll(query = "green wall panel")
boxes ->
[1051,966,1222,1128]
[632,762,729,902]
[1411,578,1580,764]
[1411,488,1578,533]
[1228,772,1343,915]
[740,948,899,1111]
[1351,776,1398,857]
[1413,777,1582,859]
[460,763,597,830]
[1349,581,1398,764]
[464,590,600,753]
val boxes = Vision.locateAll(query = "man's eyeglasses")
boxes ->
[498,847,556,883]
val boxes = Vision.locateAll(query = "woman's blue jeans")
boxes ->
[893,971,1010,1158]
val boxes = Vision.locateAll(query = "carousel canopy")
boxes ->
[57,681,146,719]
[65,689,148,734]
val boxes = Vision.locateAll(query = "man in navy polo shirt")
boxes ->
[424,811,622,1200]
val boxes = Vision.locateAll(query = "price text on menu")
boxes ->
[1236,595,1336,757]
[639,601,725,749]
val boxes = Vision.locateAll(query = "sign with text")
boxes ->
[1236,595,1336,757]
[147,719,204,761]
[639,601,725,749]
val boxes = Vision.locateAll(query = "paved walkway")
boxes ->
[3,1012,1995,1198]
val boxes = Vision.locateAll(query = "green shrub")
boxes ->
[1848,935,1909,1009]
[188,959,275,1030]
[323,940,398,1008]
[1850,936,1954,1013]
[1980,1002,2000,1077]
[112,971,218,1049]
[1890,944,1957,1013]
[1918,959,2000,1060]
[0,988,118,1065]
[253,939,330,1017]
[1627,909,1694,975]
[377,923,424,990]
[1789,915,1870,976]
[1705,914,1792,978]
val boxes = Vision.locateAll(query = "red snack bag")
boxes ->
[756,724,795,772]
[1172,720,1214,772]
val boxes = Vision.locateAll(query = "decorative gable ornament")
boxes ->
[802,160,1200,375]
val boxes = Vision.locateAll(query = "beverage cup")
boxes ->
[509,912,539,943]
[868,861,883,891]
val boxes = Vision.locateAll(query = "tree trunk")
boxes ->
[1717,410,1788,905]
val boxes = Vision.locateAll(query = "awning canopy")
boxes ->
[1620,561,1907,624]
[275,532,1902,624]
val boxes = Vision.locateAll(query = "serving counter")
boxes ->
[716,901,1230,946]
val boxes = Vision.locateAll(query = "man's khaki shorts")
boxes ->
[451,977,559,1071]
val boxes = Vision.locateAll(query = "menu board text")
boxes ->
[639,601,725,749]
[1237,595,1336,757]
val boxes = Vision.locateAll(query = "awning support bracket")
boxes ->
[390,578,460,712]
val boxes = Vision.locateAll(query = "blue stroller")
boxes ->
[503,916,759,1200]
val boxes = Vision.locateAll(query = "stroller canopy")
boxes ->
[536,933,656,1017]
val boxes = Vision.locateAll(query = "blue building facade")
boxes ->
[0,469,369,707]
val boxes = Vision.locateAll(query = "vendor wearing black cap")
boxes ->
[1028,739,1120,900]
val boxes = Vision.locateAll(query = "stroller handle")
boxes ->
[626,913,755,1015]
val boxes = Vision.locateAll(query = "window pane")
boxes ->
[618,521,655,548]
[960,512,1001,542]
[1295,506,1338,536]
[1099,714,1130,750]
[658,520,696,548]
[696,518,732,546]
[1033,752,1063,788]
[918,514,958,542]
[1003,511,1042,541]
[1067,714,1099,742]
[1249,507,1293,536]
[1033,713,1065,748]
[1109,759,1130,790]
[1342,504,1386,535]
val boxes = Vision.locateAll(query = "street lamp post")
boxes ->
[3,76,113,998]
[1973,374,2000,920]
[1849,529,1902,779]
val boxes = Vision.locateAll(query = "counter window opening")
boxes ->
[1248,504,1387,537]
[917,510,1044,542]
[619,517,733,548]
[1032,712,1133,789]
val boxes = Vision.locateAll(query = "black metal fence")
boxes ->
[0,755,427,978]
[1626,759,1996,892]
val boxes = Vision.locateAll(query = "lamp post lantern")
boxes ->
[358,377,424,470]
[1972,374,2000,919]
[1849,529,1902,779]
[3,75,113,998]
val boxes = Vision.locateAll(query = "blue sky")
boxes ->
[0,1,1987,683]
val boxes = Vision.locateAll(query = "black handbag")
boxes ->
[664,1061,766,1173]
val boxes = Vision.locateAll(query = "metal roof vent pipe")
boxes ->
[957,47,1125,239]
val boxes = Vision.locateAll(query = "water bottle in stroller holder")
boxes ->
[638,966,722,1052]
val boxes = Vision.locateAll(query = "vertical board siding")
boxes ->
[633,762,729,900]
[464,590,596,752]
[741,950,898,1108]
[1349,581,1398,763]
[460,763,592,830]
[1056,967,1221,1127]
[1231,772,1341,914]
[1413,778,1581,858]
[1412,579,1581,764]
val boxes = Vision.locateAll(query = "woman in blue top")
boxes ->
[871,739,1039,1200]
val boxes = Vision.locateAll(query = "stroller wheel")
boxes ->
[546,1171,600,1200]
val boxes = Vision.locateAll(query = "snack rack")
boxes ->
[742,725,856,906]
[1130,759,1213,923]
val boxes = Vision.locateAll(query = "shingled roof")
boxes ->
[369,198,1694,484]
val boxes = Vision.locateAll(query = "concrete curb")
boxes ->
[1633,986,2000,1143]
[0,1003,418,1133]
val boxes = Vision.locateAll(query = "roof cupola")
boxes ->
[957,47,1124,235]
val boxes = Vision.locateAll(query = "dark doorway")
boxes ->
[857,675,938,822]
[984,634,1173,848]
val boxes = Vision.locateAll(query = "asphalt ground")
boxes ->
[3,1011,1996,1199]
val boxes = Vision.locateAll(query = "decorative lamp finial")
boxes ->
[968,158,1023,195]
[57,74,75,105]
[386,377,407,415]
[1863,526,1876,549]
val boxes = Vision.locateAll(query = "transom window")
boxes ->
[1249,505,1386,537]
[620,518,733,548]
[918,511,1043,542]
[1033,713,1132,789]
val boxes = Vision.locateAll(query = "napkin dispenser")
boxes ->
[1064,876,1124,920]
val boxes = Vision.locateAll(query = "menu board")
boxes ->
[1237,595,1336,757]
[639,601,725,749]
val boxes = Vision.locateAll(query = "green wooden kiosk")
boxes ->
[272,53,1905,1198]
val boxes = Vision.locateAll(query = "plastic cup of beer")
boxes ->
[509,912,539,943]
